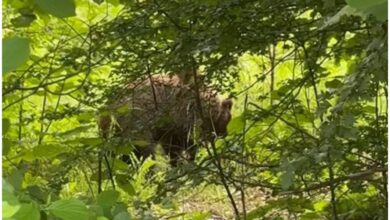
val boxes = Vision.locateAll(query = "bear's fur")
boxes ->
[99,74,232,165]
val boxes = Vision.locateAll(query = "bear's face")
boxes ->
[202,97,233,138]
[213,99,233,137]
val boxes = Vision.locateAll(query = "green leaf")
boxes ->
[246,204,274,219]
[227,115,245,135]
[111,203,128,217]
[115,104,131,114]
[58,125,94,137]
[7,169,24,192]
[320,123,336,139]
[3,178,15,195]
[346,0,387,21]
[362,3,388,21]
[280,160,295,190]
[47,199,89,220]
[3,200,21,218]
[325,79,343,89]
[116,175,136,196]
[3,138,12,155]
[300,211,324,220]
[88,204,104,218]
[33,144,68,159]
[346,0,386,11]
[197,0,218,6]
[11,14,36,27]
[339,126,358,140]
[120,183,136,196]
[79,137,103,146]
[130,140,150,147]
[3,118,10,134]
[280,171,294,191]
[113,212,131,220]
[34,0,76,18]
[185,211,211,220]
[27,185,48,203]
[106,0,120,6]
[77,112,96,123]
[3,180,21,218]
[343,113,355,127]
[97,190,120,208]
[12,203,40,220]
[93,0,104,4]
[322,0,336,8]
[112,159,130,171]
[313,200,328,211]
[320,6,360,29]
[363,105,376,113]
[3,37,30,74]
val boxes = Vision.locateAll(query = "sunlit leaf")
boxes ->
[3,180,20,218]
[313,200,328,211]
[47,199,89,220]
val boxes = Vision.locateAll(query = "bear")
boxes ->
[99,74,232,166]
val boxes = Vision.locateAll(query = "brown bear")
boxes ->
[99,74,232,166]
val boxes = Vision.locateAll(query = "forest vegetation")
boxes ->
[2,0,388,219]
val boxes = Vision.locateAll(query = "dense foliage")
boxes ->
[2,0,387,219]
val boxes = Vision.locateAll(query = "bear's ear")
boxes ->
[221,99,233,110]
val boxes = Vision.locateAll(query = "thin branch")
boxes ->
[281,167,387,195]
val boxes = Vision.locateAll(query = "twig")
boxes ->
[240,93,248,219]
[280,167,387,195]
